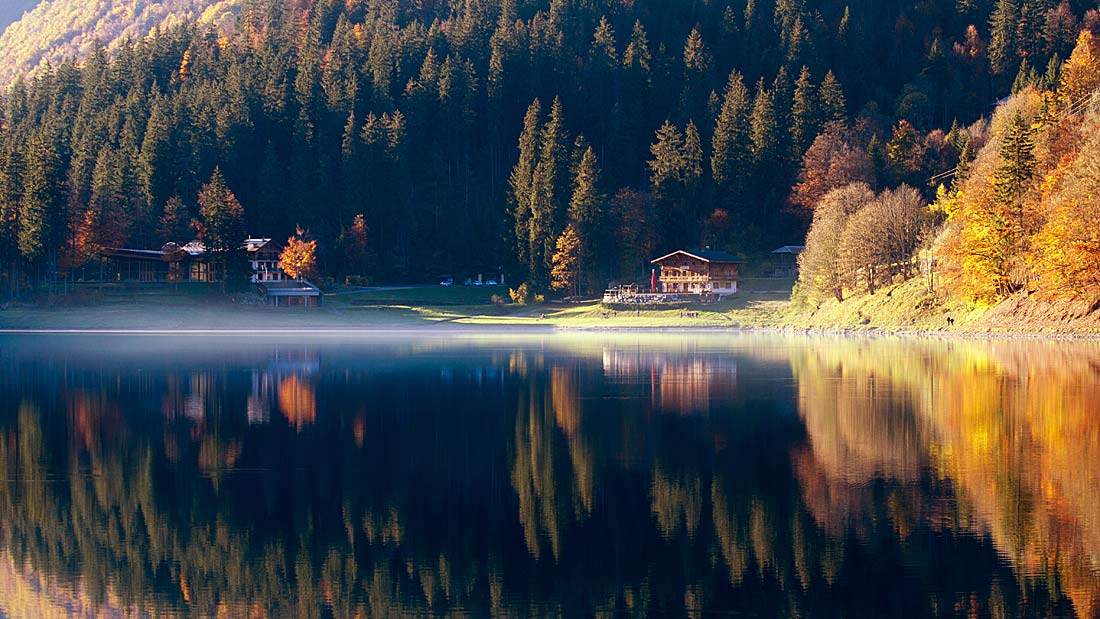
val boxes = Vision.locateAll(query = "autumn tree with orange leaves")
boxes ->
[280,237,317,281]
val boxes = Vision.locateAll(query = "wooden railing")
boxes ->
[660,274,711,283]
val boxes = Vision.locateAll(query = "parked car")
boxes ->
[440,278,454,287]
[485,279,498,286]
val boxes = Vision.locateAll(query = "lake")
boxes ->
[0,333,1097,618]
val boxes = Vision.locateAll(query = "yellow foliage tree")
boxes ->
[941,149,1016,304]
[279,237,317,280]
[550,224,581,297]
[1031,130,1100,297]
[1059,31,1100,106]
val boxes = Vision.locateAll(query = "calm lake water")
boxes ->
[0,333,1097,618]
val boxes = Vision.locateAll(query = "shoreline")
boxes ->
[4,322,1100,341]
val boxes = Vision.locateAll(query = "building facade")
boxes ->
[244,238,285,283]
[102,238,287,285]
[651,250,744,295]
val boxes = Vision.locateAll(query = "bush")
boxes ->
[509,282,533,305]
[491,294,507,306]
[345,275,371,287]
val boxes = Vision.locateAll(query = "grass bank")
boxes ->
[3,277,1098,336]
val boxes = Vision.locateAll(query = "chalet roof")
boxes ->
[105,248,168,260]
[244,238,281,253]
[772,245,806,254]
[651,249,745,264]
[181,240,206,256]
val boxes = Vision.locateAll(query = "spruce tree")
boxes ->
[790,66,819,156]
[567,146,604,290]
[993,110,1037,229]
[509,99,542,269]
[988,0,1019,76]
[157,196,190,243]
[197,167,245,290]
[819,71,848,124]
[648,121,685,200]
[529,97,569,280]
[711,70,752,203]
[750,80,780,171]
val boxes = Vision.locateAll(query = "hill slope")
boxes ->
[0,0,239,86]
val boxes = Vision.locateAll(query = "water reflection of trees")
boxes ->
[0,338,1097,617]
[791,337,1100,618]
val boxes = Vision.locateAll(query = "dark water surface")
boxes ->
[0,333,1097,618]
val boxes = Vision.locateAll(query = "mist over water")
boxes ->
[0,333,1097,618]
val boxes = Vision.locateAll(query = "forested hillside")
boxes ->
[1,0,1098,295]
[796,30,1100,323]
[0,0,239,86]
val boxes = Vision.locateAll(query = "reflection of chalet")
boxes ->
[651,250,744,295]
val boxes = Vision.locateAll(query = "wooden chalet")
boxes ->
[100,238,322,307]
[244,238,285,283]
[651,249,744,296]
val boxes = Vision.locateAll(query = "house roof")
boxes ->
[181,240,206,256]
[258,280,321,297]
[105,248,168,260]
[651,249,745,264]
[108,237,282,258]
[244,238,280,253]
[772,245,806,254]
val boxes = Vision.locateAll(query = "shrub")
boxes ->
[509,282,533,305]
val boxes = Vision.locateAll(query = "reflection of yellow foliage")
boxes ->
[278,375,316,431]
[791,337,1100,618]
[650,465,702,538]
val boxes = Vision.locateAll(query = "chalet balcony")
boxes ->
[660,274,713,284]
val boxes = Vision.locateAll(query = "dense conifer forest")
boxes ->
[0,0,1098,294]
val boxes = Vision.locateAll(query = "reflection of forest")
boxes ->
[0,337,1096,617]
[791,338,1100,618]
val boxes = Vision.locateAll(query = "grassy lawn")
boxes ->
[8,276,1036,334]
[333,285,508,306]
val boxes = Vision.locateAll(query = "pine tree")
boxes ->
[711,70,753,203]
[623,20,652,75]
[988,0,1019,76]
[790,66,819,156]
[993,110,1037,229]
[819,71,847,124]
[510,99,542,269]
[138,99,173,212]
[157,196,190,243]
[18,130,62,264]
[750,80,779,170]
[569,146,604,230]
[197,167,244,290]
[648,120,685,200]
[683,121,703,181]
[1017,0,1050,61]
[80,146,128,261]
[529,97,569,279]
[887,120,926,184]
